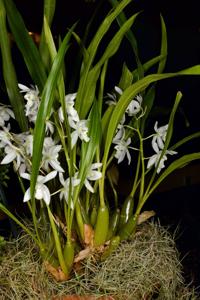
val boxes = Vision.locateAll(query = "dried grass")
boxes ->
[0,221,198,300]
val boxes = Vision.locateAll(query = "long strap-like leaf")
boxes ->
[39,0,56,71]
[77,12,139,119]
[3,0,47,91]
[30,25,75,200]
[75,0,132,115]
[109,0,144,79]
[0,0,28,131]
[146,153,200,199]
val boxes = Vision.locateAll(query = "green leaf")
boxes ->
[135,15,167,133]
[95,12,139,75]
[132,55,166,80]
[76,12,139,118]
[43,0,56,25]
[170,132,200,151]
[147,153,200,198]
[157,15,167,74]
[42,16,66,118]
[75,0,132,115]
[101,105,115,146]
[118,63,133,90]
[39,0,56,71]
[0,0,27,131]
[30,26,75,199]
[109,0,144,79]
[164,91,182,150]
[3,0,47,91]
[87,0,131,61]
[78,101,101,189]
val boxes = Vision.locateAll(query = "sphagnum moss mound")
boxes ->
[0,222,199,300]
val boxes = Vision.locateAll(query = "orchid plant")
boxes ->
[0,0,200,279]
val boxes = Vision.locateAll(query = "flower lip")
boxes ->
[21,170,57,205]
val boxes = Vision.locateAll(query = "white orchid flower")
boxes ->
[69,118,90,148]
[1,144,23,170]
[43,136,55,148]
[25,99,40,121]
[13,132,29,144]
[45,120,54,135]
[18,83,40,101]
[147,147,177,174]
[21,170,57,205]
[113,124,125,143]
[0,126,12,148]
[59,173,80,208]
[18,83,40,123]
[15,133,32,170]
[113,114,126,143]
[152,121,168,150]
[126,94,143,116]
[83,163,102,193]
[0,131,33,171]
[65,93,79,122]
[41,137,64,172]
[42,144,64,173]
[107,86,143,117]
[23,134,33,156]
[0,104,15,127]
[58,93,79,123]
[147,150,167,174]
[113,137,131,165]
[105,93,117,106]
[105,86,123,106]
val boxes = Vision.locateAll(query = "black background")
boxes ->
[2,0,200,290]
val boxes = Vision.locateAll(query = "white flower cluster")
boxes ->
[0,84,101,207]
[147,121,177,173]
[18,84,40,124]
[106,86,143,165]
[0,83,178,206]
[106,86,177,173]
[0,103,15,127]
[58,93,90,148]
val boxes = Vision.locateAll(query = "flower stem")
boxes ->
[129,152,140,198]
[137,127,145,201]
[47,205,69,275]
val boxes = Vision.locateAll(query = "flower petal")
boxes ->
[49,160,64,173]
[114,86,123,95]
[84,179,94,193]
[71,131,78,148]
[157,136,165,149]
[1,151,16,164]
[152,138,159,153]
[42,185,51,205]
[23,188,31,202]
[20,172,31,180]
[91,162,102,170]
[18,83,30,92]
[43,170,57,183]
[147,154,157,169]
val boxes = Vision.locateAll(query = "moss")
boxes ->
[0,221,198,299]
